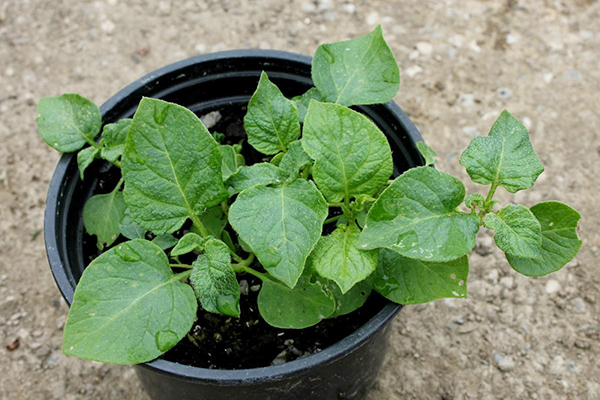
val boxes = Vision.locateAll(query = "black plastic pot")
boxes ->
[44,50,424,400]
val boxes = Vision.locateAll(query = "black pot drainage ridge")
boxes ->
[44,50,424,400]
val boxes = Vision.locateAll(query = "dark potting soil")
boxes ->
[80,104,386,369]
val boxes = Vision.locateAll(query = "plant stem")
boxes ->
[114,177,125,191]
[484,183,498,211]
[324,215,342,225]
[84,137,102,150]
[328,202,344,208]
[234,265,266,280]
[113,159,122,169]
[387,179,395,185]
[229,248,243,263]
[190,214,210,237]
[221,200,229,216]
[170,263,192,269]
[173,270,193,280]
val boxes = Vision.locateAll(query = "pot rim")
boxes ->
[45,49,421,384]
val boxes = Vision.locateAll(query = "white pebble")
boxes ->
[366,12,379,25]
[506,33,520,45]
[342,4,356,14]
[522,117,532,130]
[405,65,423,78]
[543,73,554,83]
[500,276,514,289]
[545,279,561,294]
[416,42,433,55]
[462,126,479,137]
[101,20,115,34]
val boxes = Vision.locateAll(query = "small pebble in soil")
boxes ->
[6,338,20,351]
[494,354,515,372]
[239,280,249,296]
[545,279,561,294]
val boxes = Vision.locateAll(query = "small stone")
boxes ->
[468,40,481,52]
[506,34,520,45]
[487,269,500,283]
[494,354,515,371]
[101,20,115,34]
[543,73,554,83]
[405,65,423,78]
[566,360,577,372]
[549,355,565,374]
[408,50,419,60]
[239,280,249,296]
[158,1,171,14]
[497,87,512,98]
[6,338,19,351]
[457,93,475,107]
[200,111,221,129]
[500,276,514,289]
[5,67,14,77]
[0,275,7,281]
[271,350,288,366]
[416,42,433,55]
[194,43,207,53]
[366,12,379,26]
[462,126,479,137]
[444,298,456,307]
[342,4,356,14]
[572,297,586,314]
[545,279,561,294]
[300,2,316,13]
[317,0,333,11]
[522,117,532,130]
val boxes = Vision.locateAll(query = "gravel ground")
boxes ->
[1,0,599,399]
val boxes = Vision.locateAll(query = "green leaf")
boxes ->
[291,87,323,123]
[302,101,393,202]
[83,186,127,248]
[258,277,335,328]
[312,26,400,107]
[483,204,542,258]
[119,209,147,240]
[198,206,227,238]
[62,240,197,364]
[416,142,438,166]
[327,279,372,318]
[506,201,582,276]
[358,166,480,262]
[220,144,244,181]
[122,98,227,235]
[77,146,99,180]
[244,72,301,155]
[172,233,207,256]
[226,163,282,195]
[36,94,102,152]
[464,193,485,211]
[229,179,328,288]
[311,224,378,293]
[270,152,284,166]
[373,249,469,304]
[151,234,179,250]
[100,119,132,163]
[460,110,544,193]
[190,238,240,317]
[278,140,312,180]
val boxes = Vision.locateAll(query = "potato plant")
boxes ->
[36,26,581,365]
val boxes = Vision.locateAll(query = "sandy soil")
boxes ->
[1,0,599,399]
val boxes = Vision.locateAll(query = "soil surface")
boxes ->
[1,0,599,399]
